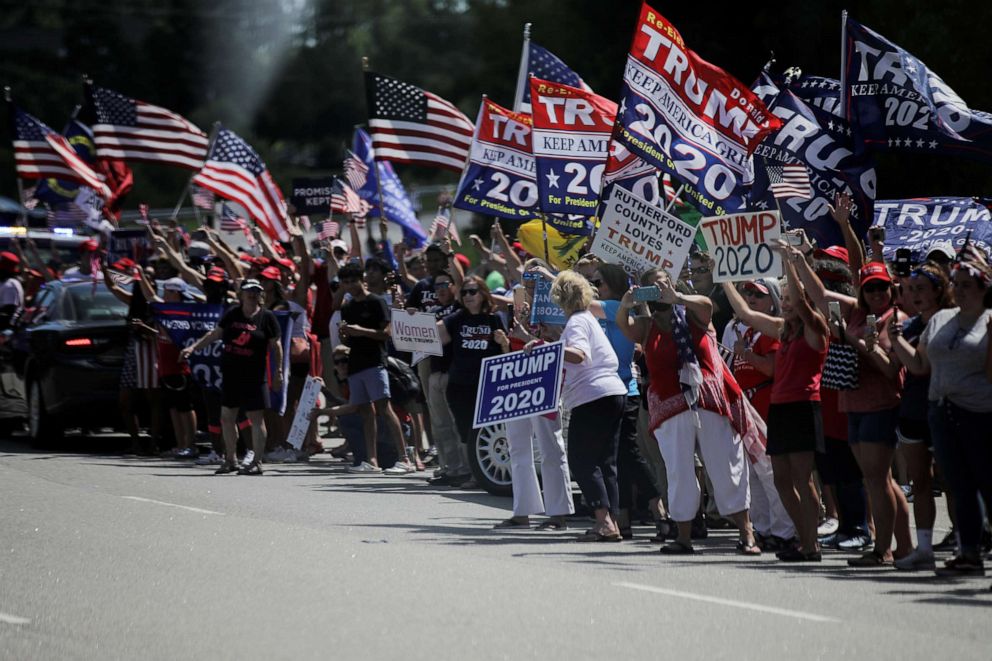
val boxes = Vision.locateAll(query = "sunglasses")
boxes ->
[691,266,711,275]
[743,289,768,298]
[461,288,480,297]
[588,278,603,287]
[862,281,890,293]
[434,281,452,289]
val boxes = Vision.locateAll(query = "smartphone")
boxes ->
[865,314,878,336]
[634,286,661,302]
[786,232,803,247]
[522,271,539,281]
[894,248,913,277]
[869,226,886,242]
[828,300,842,323]
[506,304,516,329]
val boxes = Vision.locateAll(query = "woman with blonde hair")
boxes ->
[550,270,627,541]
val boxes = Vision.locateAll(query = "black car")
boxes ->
[5,280,130,443]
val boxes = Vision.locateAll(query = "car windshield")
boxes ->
[66,285,129,322]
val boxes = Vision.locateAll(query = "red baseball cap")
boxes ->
[112,257,137,272]
[276,257,295,271]
[859,262,892,286]
[260,266,281,281]
[454,253,471,270]
[206,266,227,283]
[742,280,769,295]
[80,239,100,253]
[0,251,20,272]
[814,245,849,264]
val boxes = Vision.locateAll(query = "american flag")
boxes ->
[364,72,474,172]
[330,178,371,217]
[429,207,461,246]
[344,151,369,191]
[12,107,111,198]
[317,220,340,241]
[88,85,209,170]
[191,185,215,210]
[661,173,686,207]
[219,203,246,232]
[192,128,291,242]
[516,41,592,113]
[766,163,812,200]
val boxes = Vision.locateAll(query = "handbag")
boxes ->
[821,340,859,391]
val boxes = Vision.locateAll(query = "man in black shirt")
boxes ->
[338,263,412,474]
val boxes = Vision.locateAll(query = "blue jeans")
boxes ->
[928,400,992,554]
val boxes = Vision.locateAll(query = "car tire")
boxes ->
[468,424,512,497]
[27,378,63,446]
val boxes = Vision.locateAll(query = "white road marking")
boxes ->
[0,612,31,625]
[122,496,223,516]
[614,582,840,623]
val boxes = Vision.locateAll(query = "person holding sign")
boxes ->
[439,276,508,489]
[616,269,759,555]
[550,271,627,542]
[721,244,829,562]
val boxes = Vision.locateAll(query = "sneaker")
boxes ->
[292,449,310,463]
[240,450,255,468]
[690,512,709,540]
[816,517,839,537]
[195,451,223,466]
[264,447,292,463]
[347,461,382,474]
[933,529,958,552]
[175,447,198,459]
[894,548,937,571]
[935,555,985,577]
[838,534,873,552]
[383,461,416,475]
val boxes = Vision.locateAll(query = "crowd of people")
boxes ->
[3,193,992,585]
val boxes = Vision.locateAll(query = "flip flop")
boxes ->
[576,530,622,542]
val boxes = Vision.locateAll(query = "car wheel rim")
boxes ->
[476,425,511,486]
[28,382,41,438]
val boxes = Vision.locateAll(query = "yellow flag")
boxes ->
[516,219,587,271]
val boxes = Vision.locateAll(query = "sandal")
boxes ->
[739,542,762,556]
[576,529,622,542]
[536,518,568,531]
[493,517,530,529]
[659,540,695,555]
[237,462,264,476]
[214,462,238,475]
[651,518,675,543]
[847,550,891,567]
[619,526,633,540]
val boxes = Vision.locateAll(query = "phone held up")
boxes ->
[634,286,661,302]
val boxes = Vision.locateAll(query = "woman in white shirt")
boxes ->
[550,271,627,541]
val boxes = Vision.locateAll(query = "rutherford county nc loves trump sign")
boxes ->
[473,342,564,428]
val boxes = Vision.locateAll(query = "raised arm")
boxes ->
[779,242,828,351]
[101,263,131,304]
[289,226,312,307]
[492,219,523,276]
[153,234,204,289]
[829,192,865,277]
[203,228,246,281]
[348,220,363,262]
[719,280,783,338]
[615,288,651,344]
[889,316,929,376]
[791,247,857,317]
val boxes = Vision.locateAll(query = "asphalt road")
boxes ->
[1,435,991,661]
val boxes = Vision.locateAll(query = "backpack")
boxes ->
[386,356,422,407]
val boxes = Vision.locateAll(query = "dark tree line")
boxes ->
[1,0,990,207]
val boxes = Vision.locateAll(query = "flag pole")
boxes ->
[663,183,685,215]
[362,57,389,246]
[512,23,532,112]
[171,121,221,223]
[539,213,551,264]
[839,10,848,116]
[4,86,28,227]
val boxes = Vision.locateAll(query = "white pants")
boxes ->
[505,414,574,517]
[653,409,750,522]
[748,454,796,539]
[423,368,468,476]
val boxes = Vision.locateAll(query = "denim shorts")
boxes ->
[847,406,900,447]
[347,366,390,405]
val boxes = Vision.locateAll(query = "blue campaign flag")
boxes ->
[515,41,591,113]
[544,214,594,236]
[352,128,428,248]
[152,303,225,391]
[529,277,566,325]
[843,18,992,163]
[454,98,539,221]
[473,341,564,428]
[874,197,992,261]
[749,72,876,250]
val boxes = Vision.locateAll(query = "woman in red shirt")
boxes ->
[724,246,829,561]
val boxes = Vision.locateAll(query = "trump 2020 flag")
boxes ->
[750,71,876,250]
[352,128,428,249]
[616,2,781,218]
[514,38,592,114]
[454,98,538,220]
[843,17,992,163]
[530,77,616,216]
[874,197,992,262]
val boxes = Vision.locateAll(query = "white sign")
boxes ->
[390,311,443,356]
[285,376,322,450]
[698,211,783,283]
[590,186,696,278]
